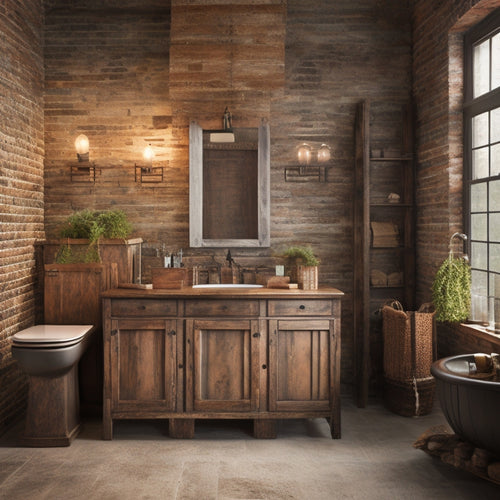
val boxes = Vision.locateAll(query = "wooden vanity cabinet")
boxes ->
[109,318,179,412]
[185,319,261,413]
[102,289,342,440]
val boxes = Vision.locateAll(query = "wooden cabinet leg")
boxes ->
[169,418,195,438]
[253,419,277,439]
[330,403,341,439]
[102,399,113,440]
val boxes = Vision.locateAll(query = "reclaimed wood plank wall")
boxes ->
[42,0,413,391]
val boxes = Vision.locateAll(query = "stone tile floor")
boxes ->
[1,399,499,499]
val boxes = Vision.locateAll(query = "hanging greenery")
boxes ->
[432,255,471,323]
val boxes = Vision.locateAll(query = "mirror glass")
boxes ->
[189,120,270,248]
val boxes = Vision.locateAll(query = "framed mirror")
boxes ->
[189,120,270,248]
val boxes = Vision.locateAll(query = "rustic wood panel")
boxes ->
[203,149,258,240]
[190,319,259,412]
[112,318,177,409]
[269,319,331,411]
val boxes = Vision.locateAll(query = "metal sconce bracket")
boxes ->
[70,162,99,183]
[135,165,164,184]
[284,166,333,182]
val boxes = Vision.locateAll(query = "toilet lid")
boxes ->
[12,325,94,347]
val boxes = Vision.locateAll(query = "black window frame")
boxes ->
[464,9,500,326]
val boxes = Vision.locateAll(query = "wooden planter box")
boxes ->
[287,264,319,290]
[39,238,142,284]
[297,265,319,290]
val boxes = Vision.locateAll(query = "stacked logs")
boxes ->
[414,425,500,484]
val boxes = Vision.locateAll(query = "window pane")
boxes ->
[491,107,500,143]
[492,33,500,91]
[473,147,489,179]
[472,241,488,269]
[491,144,500,176]
[490,180,500,211]
[472,112,489,147]
[470,270,489,323]
[490,213,500,242]
[474,39,490,97]
[472,269,488,295]
[490,243,500,272]
[494,273,500,296]
[472,213,488,240]
[471,182,487,212]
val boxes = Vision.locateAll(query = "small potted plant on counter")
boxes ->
[282,245,320,290]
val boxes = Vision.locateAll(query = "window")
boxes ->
[464,10,500,328]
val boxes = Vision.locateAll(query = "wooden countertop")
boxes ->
[102,286,344,299]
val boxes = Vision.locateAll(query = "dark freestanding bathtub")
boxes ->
[431,354,500,457]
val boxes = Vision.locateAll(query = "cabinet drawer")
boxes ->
[184,299,259,317]
[111,299,177,317]
[268,299,333,316]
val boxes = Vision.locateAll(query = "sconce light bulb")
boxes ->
[74,134,89,161]
[297,144,312,165]
[143,144,155,162]
[317,144,331,163]
[75,134,89,154]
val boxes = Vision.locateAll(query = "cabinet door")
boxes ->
[185,319,260,412]
[268,319,335,412]
[110,318,178,412]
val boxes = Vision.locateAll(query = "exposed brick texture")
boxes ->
[0,0,45,434]
[412,0,500,306]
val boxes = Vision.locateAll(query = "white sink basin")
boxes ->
[192,284,263,289]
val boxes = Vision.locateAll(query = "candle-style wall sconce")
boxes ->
[71,134,99,183]
[135,144,164,184]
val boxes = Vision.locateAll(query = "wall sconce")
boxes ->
[142,144,155,167]
[285,142,332,183]
[135,144,163,184]
[71,134,97,182]
[317,144,331,163]
[297,143,331,165]
[75,134,90,162]
[297,144,312,165]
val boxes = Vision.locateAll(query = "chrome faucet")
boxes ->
[449,232,468,261]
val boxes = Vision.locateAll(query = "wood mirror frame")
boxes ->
[189,120,270,248]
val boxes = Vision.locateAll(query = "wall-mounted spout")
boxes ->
[449,232,468,261]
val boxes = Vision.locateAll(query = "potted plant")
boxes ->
[282,245,320,290]
[56,209,133,264]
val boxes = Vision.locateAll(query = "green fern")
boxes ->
[55,242,73,264]
[57,209,132,263]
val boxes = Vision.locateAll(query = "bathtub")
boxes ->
[431,354,500,457]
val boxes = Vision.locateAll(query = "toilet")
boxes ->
[11,324,94,447]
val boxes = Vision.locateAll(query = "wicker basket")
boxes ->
[383,376,435,417]
[381,302,436,416]
[297,265,318,290]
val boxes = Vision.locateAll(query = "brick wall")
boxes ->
[0,0,45,434]
[412,0,500,306]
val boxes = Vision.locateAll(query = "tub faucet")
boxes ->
[449,232,468,261]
